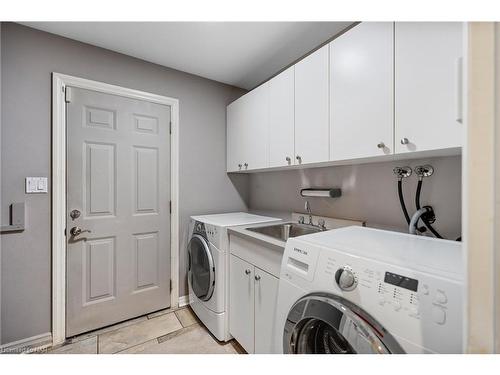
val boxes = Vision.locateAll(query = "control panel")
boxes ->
[283,238,463,353]
[204,224,220,248]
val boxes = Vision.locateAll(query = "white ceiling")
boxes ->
[21,22,353,89]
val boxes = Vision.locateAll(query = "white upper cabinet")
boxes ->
[395,22,463,153]
[330,22,394,160]
[294,45,330,165]
[269,67,295,168]
[227,99,245,172]
[227,82,270,171]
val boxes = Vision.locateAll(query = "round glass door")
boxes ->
[284,294,404,354]
[188,234,215,301]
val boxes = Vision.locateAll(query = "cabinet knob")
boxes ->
[377,142,385,149]
[285,156,291,164]
[245,269,251,275]
[296,155,302,164]
[400,138,410,145]
[244,163,248,169]
[254,275,261,281]
[238,163,242,169]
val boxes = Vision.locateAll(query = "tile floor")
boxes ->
[43,306,245,354]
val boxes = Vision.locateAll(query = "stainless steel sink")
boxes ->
[246,222,322,241]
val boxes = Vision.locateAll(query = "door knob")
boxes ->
[70,226,91,236]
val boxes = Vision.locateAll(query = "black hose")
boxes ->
[415,179,443,239]
[398,179,411,225]
[398,179,426,232]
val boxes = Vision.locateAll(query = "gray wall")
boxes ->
[0,22,248,344]
[248,156,462,239]
[0,23,3,345]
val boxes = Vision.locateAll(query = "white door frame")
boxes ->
[51,73,180,345]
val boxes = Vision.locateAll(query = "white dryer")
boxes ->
[274,226,463,354]
[188,212,279,341]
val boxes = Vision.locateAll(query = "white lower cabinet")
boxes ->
[254,268,280,353]
[229,254,279,354]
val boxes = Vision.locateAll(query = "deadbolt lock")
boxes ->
[70,209,81,220]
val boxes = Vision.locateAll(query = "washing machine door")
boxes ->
[283,293,404,354]
[187,234,215,302]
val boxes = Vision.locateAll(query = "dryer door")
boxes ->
[188,234,215,302]
[283,293,404,354]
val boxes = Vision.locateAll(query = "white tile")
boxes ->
[119,325,237,354]
[175,308,198,327]
[48,336,97,354]
[98,312,182,354]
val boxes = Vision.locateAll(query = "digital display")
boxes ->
[384,272,418,292]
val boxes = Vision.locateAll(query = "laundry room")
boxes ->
[1,1,500,373]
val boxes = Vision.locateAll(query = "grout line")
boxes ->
[113,338,158,354]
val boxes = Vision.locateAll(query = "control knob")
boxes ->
[335,267,357,291]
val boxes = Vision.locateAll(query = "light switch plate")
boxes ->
[25,177,48,193]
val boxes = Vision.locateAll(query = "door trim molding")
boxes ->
[51,73,180,346]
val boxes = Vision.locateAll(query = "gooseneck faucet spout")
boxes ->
[305,200,313,225]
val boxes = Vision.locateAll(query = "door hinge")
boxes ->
[64,86,72,103]
[170,279,172,292]
[169,200,172,214]
[169,121,172,135]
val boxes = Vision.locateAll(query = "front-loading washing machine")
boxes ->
[274,226,463,354]
[187,212,279,341]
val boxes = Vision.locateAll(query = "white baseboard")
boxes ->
[0,332,52,354]
[178,295,189,307]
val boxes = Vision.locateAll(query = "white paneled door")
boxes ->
[66,87,171,337]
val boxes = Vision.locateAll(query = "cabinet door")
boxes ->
[269,67,295,167]
[295,45,330,165]
[330,22,394,160]
[254,268,279,354]
[229,255,255,353]
[395,22,463,153]
[241,83,270,171]
[227,99,245,172]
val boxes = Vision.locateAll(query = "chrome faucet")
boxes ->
[305,200,313,225]
[302,201,327,231]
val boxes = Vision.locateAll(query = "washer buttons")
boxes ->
[422,285,430,296]
[432,306,447,325]
[435,291,448,304]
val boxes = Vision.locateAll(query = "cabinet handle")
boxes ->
[400,138,409,145]
[377,142,385,149]
[245,269,251,275]
[254,275,261,281]
[455,57,463,123]
[296,155,302,164]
